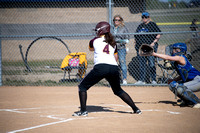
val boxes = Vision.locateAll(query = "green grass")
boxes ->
[3,78,108,86]
[152,15,200,23]
[2,59,95,86]
[146,0,192,10]
[3,59,94,67]
[2,61,25,66]
[2,59,94,75]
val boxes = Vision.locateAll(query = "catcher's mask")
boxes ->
[94,21,110,36]
[172,43,187,56]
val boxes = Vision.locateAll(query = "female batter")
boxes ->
[72,21,141,116]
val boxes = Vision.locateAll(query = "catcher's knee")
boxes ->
[169,81,178,93]
[176,85,187,96]
[169,81,186,96]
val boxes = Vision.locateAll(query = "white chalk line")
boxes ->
[40,114,67,120]
[142,109,181,114]
[0,106,76,114]
[4,104,181,133]
[0,109,27,114]
[8,118,74,133]
[7,115,129,133]
[8,117,96,133]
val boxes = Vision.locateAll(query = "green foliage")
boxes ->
[146,0,188,10]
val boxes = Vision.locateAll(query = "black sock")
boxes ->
[118,91,139,112]
[79,91,87,112]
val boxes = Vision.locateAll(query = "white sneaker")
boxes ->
[123,80,127,85]
[193,103,200,108]
[72,111,88,116]
[134,80,146,85]
[151,80,157,84]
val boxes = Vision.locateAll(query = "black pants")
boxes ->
[79,64,124,96]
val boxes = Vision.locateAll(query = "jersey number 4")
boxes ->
[103,44,110,54]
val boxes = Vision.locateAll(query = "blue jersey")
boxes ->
[174,55,200,82]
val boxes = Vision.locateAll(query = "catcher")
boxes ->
[139,43,200,108]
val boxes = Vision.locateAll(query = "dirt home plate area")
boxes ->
[0,86,200,133]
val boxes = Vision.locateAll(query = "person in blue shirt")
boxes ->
[152,42,200,108]
[134,12,161,85]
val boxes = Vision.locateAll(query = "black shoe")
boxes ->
[177,99,191,107]
[134,109,142,114]
[177,99,184,105]
[72,111,88,116]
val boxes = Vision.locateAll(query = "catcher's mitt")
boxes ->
[139,44,154,56]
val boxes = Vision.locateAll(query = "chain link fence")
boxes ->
[0,0,199,86]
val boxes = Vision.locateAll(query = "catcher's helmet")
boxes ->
[172,43,187,56]
[95,21,110,36]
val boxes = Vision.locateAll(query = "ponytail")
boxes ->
[104,32,116,48]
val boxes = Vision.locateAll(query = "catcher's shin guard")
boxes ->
[181,91,200,105]
[169,81,179,97]
[169,81,200,104]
